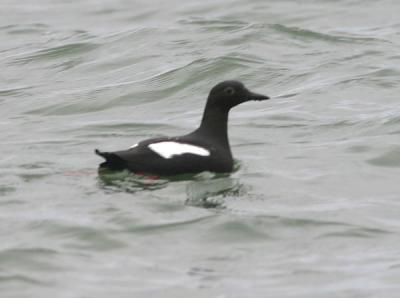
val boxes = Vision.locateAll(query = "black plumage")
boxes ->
[95,81,269,176]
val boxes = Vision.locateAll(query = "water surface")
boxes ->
[1,0,400,297]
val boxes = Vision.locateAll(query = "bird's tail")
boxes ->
[95,149,127,170]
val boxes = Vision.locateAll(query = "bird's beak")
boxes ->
[248,91,270,101]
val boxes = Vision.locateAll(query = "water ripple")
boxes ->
[38,221,126,251]
[367,147,400,168]
[179,18,249,31]
[121,214,217,234]
[272,24,383,43]
[0,274,46,286]
[0,248,60,271]
[319,226,392,239]
[0,86,33,96]
[12,42,98,65]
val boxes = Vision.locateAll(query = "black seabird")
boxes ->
[95,80,269,176]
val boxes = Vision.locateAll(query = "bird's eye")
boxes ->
[224,87,235,95]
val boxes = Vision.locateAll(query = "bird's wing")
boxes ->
[96,137,217,175]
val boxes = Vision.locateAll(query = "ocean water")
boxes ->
[1,0,400,297]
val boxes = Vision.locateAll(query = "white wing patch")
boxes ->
[148,141,210,159]
[130,143,138,149]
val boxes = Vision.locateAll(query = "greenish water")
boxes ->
[1,0,400,297]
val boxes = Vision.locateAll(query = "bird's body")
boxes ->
[95,81,269,176]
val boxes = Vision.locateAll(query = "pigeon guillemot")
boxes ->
[95,80,269,176]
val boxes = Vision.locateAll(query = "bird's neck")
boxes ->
[196,106,230,148]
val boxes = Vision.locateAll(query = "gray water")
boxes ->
[1,0,400,297]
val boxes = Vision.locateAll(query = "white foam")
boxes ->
[148,141,210,159]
